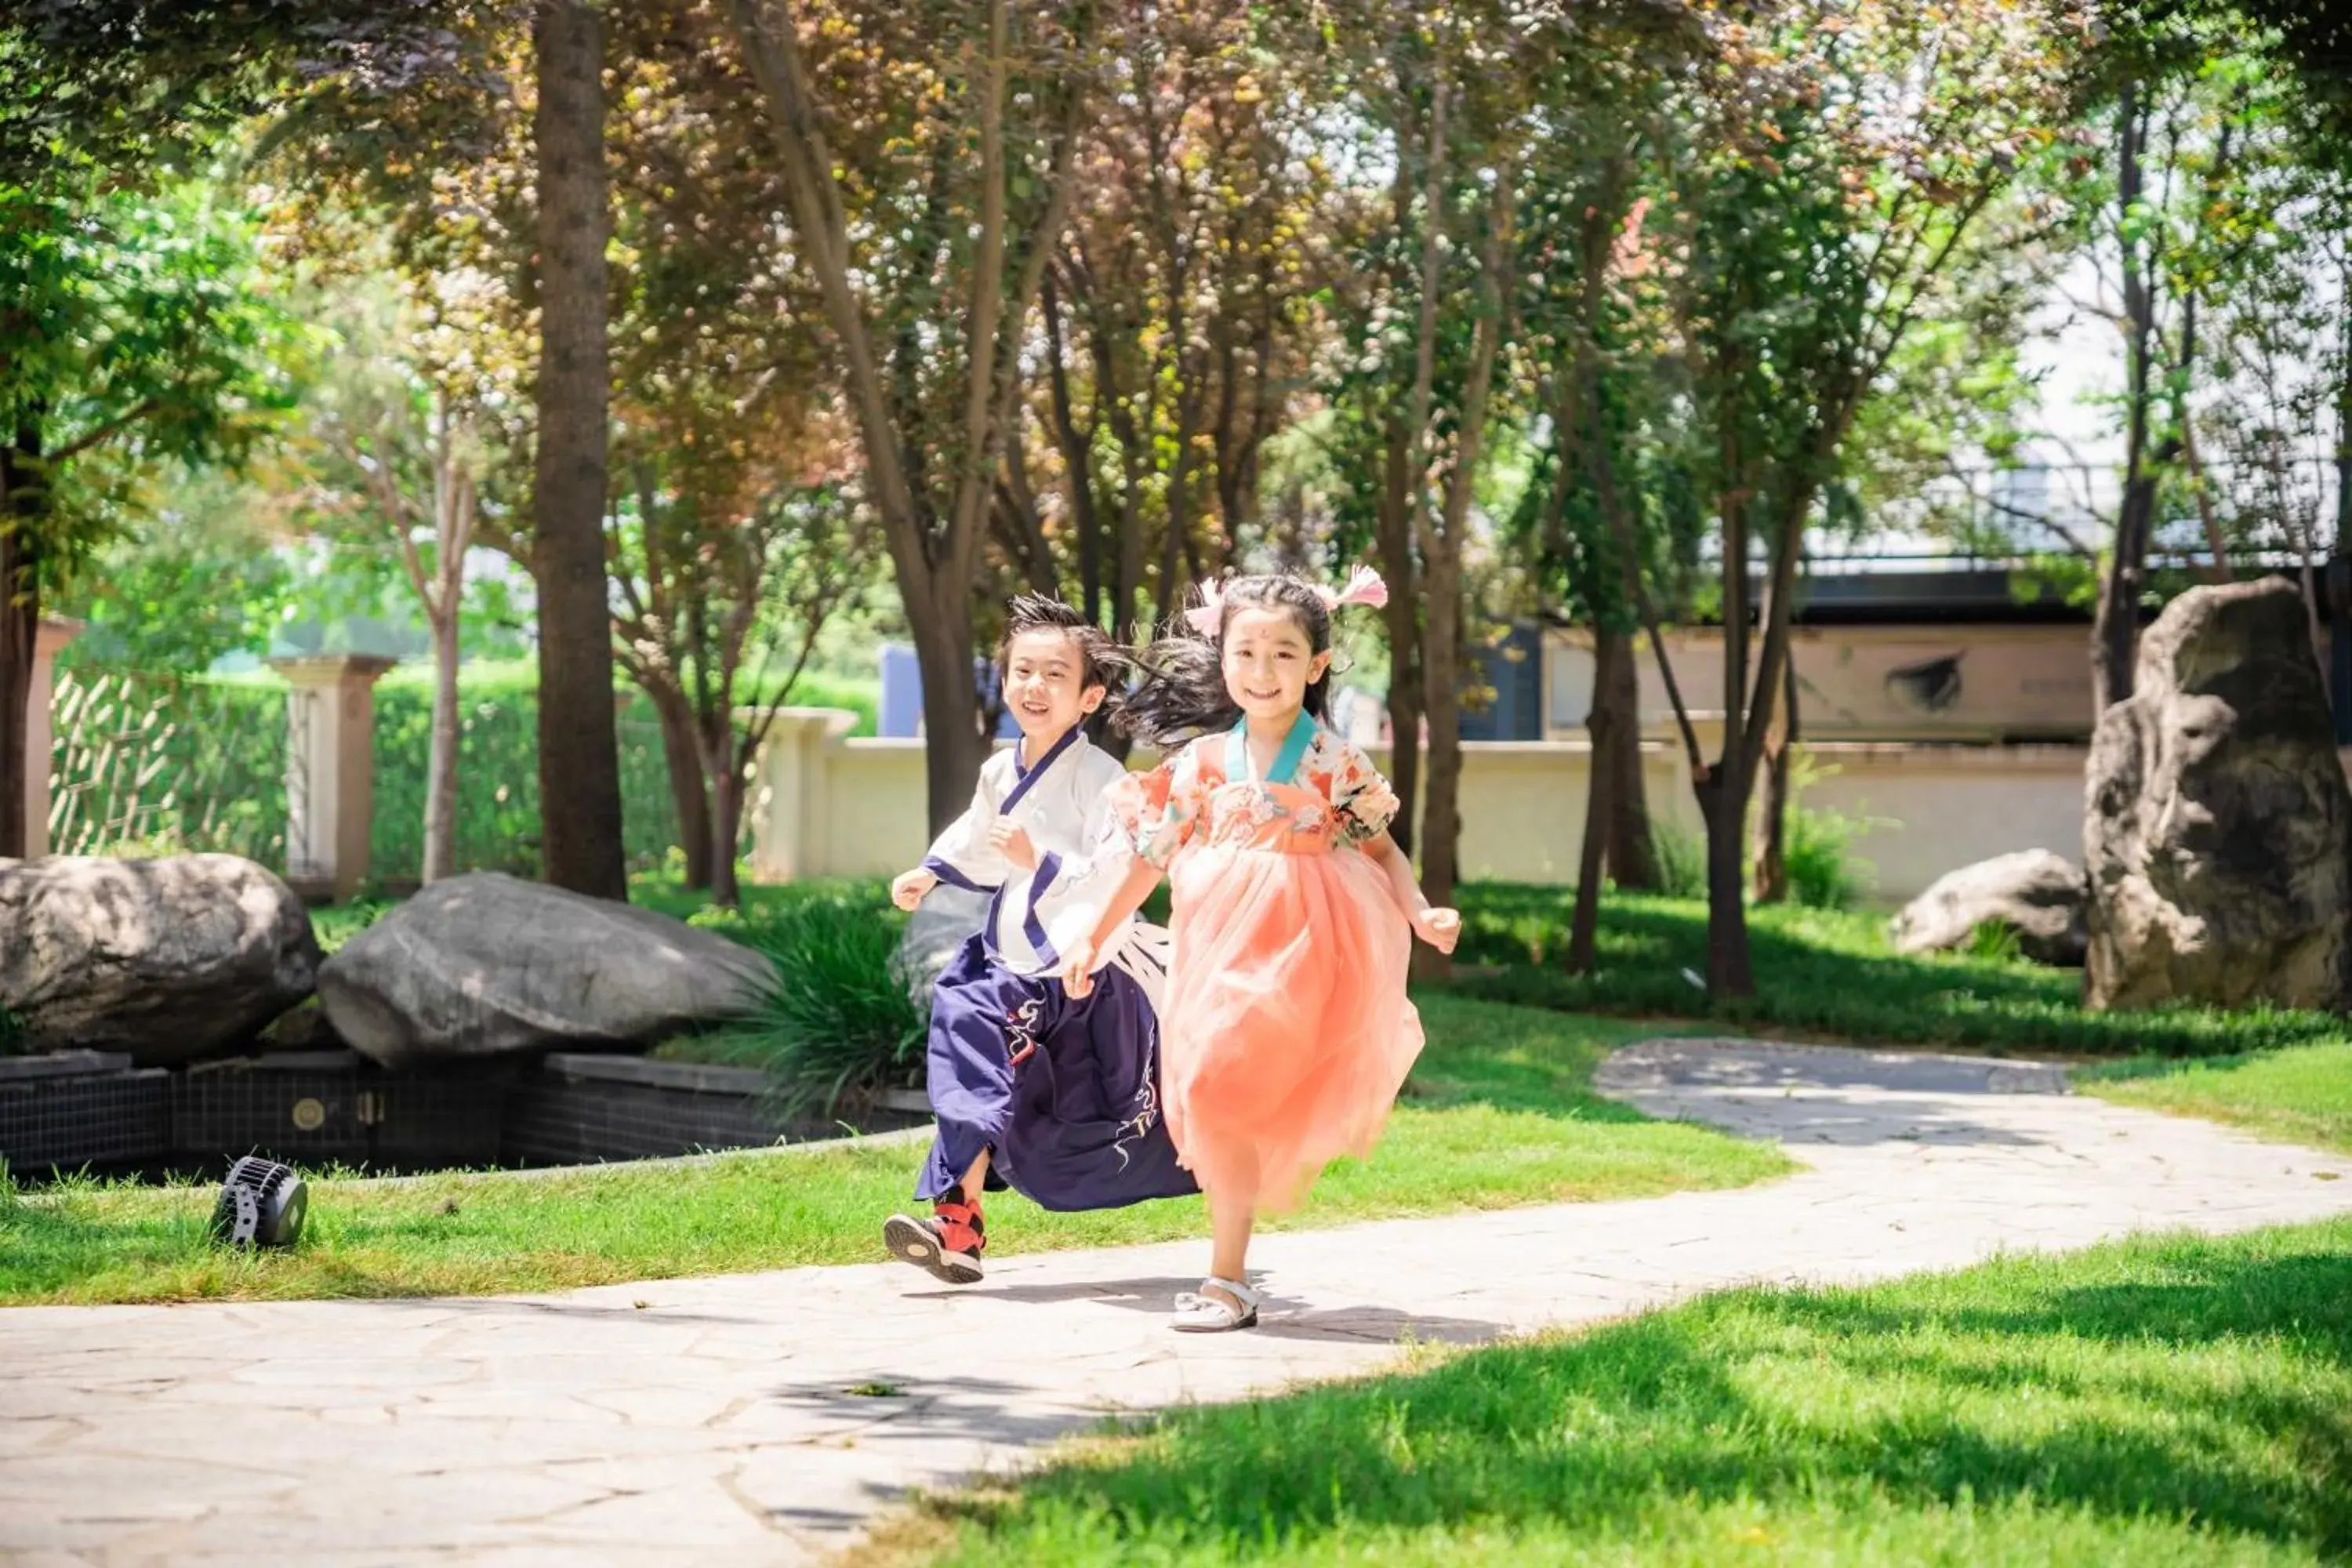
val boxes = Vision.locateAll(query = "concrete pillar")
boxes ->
[270,655,397,901]
[745,708,858,883]
[22,617,84,858]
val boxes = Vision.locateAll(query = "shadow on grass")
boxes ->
[1455,885,2351,1060]
[927,1225,2352,1562]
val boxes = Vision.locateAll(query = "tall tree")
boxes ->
[0,0,463,858]
[1511,2,1711,966]
[720,0,1095,833]
[1645,0,2085,996]
[0,182,292,856]
[1026,0,1330,642]
[531,0,627,896]
[302,268,521,884]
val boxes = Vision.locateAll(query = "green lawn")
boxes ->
[0,995,1788,1306]
[2085,1044,2352,1156]
[1457,884,2350,1060]
[861,1219,2352,1567]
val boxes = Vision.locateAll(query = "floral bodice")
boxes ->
[1111,717,1400,869]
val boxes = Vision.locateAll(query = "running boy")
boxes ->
[882,596,1194,1283]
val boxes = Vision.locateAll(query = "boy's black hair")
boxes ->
[1117,574,1338,746]
[1000,593,1128,699]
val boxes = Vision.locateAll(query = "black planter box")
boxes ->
[2,1047,925,1181]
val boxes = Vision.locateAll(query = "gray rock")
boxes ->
[896,884,991,999]
[1889,849,2088,967]
[0,855,321,1064]
[2085,576,2352,1010]
[317,873,775,1067]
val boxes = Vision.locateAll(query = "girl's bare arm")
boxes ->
[1363,832,1461,953]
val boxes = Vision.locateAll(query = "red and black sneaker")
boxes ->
[884,1198,985,1284]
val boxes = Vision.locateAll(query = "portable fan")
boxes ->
[209,1156,310,1250]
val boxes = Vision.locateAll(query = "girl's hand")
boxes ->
[891,868,938,912]
[988,819,1039,869]
[1059,939,1098,998]
[1413,906,1461,954]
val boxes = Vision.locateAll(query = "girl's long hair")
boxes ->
[1118,574,1336,747]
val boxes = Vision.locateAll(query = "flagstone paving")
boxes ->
[6,1037,2350,1566]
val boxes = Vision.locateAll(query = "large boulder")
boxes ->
[1890,849,2088,967]
[2085,576,2352,1011]
[895,883,992,1000]
[0,855,321,1064]
[318,873,775,1067]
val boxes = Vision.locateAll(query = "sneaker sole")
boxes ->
[884,1214,983,1285]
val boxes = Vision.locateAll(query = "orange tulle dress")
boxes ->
[1110,713,1424,1212]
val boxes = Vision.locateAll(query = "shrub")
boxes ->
[1647,825,1708,899]
[1965,920,2025,964]
[700,894,927,1117]
[1784,798,1873,909]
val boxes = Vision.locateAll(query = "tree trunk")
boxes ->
[909,578,989,837]
[0,434,40,861]
[532,0,626,899]
[1752,653,1795,904]
[1375,425,1421,858]
[1042,274,1103,627]
[1593,623,1655,890]
[1418,549,1463,914]
[702,713,742,909]
[423,608,463,883]
[2331,272,2352,737]
[646,681,713,889]
[1565,632,1619,974]
[1704,437,1755,1000]
[1701,774,1755,994]
[1413,169,1509,943]
[2093,82,2155,714]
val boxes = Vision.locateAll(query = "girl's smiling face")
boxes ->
[1221,604,1330,724]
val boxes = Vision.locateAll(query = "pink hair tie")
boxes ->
[1319,564,1388,612]
[1182,579,1227,638]
[1181,565,1386,637]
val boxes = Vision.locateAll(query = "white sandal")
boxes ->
[1172,1276,1261,1333]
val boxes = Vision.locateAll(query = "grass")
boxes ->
[858,1218,2352,1567]
[1456,883,2351,1060]
[2083,1044,2352,1156]
[0,995,1788,1306]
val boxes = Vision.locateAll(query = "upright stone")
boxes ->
[23,617,82,858]
[2085,576,2352,1010]
[270,655,397,902]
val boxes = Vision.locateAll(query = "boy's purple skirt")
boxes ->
[916,933,1196,1212]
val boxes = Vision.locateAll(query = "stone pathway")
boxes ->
[6,1040,2351,1567]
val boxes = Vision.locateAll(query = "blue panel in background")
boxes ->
[877,643,1019,739]
[1460,623,1544,742]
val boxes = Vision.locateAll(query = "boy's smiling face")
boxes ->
[1003,626,1104,743]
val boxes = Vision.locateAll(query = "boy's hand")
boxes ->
[891,868,938,912]
[988,820,1038,869]
[1413,906,1461,954]
[1059,939,1098,998]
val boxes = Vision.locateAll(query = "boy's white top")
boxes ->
[920,728,1167,1004]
